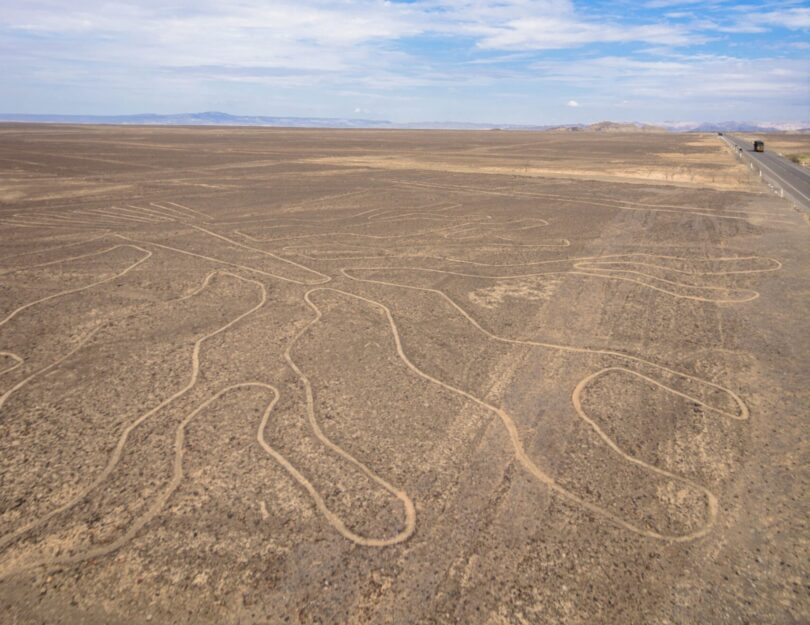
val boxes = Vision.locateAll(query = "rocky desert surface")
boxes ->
[0,125,807,624]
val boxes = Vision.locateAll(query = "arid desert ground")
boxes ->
[0,125,808,625]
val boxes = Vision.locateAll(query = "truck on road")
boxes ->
[754,140,765,152]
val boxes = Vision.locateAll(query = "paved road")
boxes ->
[723,134,810,211]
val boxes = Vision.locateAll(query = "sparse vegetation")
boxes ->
[786,153,810,169]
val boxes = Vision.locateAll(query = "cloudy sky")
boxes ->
[1,0,808,124]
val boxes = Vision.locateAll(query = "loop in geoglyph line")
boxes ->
[340,268,749,421]
[341,264,762,303]
[300,287,730,542]
[0,270,266,559]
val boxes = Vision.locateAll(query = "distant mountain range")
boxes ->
[660,120,810,133]
[0,112,806,133]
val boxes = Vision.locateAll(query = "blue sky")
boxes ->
[1,0,808,124]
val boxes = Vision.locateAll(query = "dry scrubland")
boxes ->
[0,125,808,625]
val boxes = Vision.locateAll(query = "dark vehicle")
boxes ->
[718,132,723,136]
[754,140,765,152]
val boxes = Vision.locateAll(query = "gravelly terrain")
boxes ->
[0,125,807,625]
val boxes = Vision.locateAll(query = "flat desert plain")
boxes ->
[0,125,808,625]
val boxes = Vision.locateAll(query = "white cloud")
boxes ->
[725,7,810,32]
[532,54,810,101]
[1,1,807,121]
[566,99,579,107]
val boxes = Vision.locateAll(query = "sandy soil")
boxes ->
[0,125,807,625]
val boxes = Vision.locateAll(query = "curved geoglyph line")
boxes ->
[0,384,279,578]
[0,284,414,578]
[283,290,417,547]
[185,224,331,285]
[340,267,749,419]
[387,178,793,223]
[0,182,775,565]
[280,243,779,302]
[0,270,265,557]
[0,327,101,412]
[341,268,749,422]
[0,245,153,329]
[0,352,23,377]
[112,234,332,286]
[301,287,732,542]
[0,232,107,262]
[234,214,501,245]
[391,266,759,304]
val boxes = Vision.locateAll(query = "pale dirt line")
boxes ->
[441,252,782,273]
[0,220,53,230]
[212,202,384,227]
[0,352,23,377]
[283,291,417,546]
[0,385,279,577]
[235,213,574,250]
[186,224,331,285]
[129,203,188,220]
[240,204,454,230]
[303,156,748,190]
[341,269,748,421]
[308,287,723,542]
[236,216,499,244]
[0,271,266,562]
[84,208,157,224]
[234,228,423,244]
[71,214,152,228]
[0,243,130,277]
[346,263,756,305]
[365,202,462,223]
[160,201,212,220]
[276,232,571,251]
[56,208,138,227]
[257,189,372,220]
[283,237,575,261]
[455,218,549,230]
[0,245,152,329]
[106,206,171,221]
[389,179,781,222]
[286,250,398,261]
[23,212,117,227]
[114,234,329,286]
[0,234,108,264]
[35,218,123,230]
[576,258,782,276]
[1,281,415,574]
[569,267,759,303]
[390,178,765,214]
[240,213,491,240]
[307,240,780,276]
[150,202,200,220]
[101,207,169,223]
[327,245,780,300]
[124,204,182,221]
[366,216,452,225]
[1,215,116,230]
[9,214,109,228]
[0,326,101,411]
